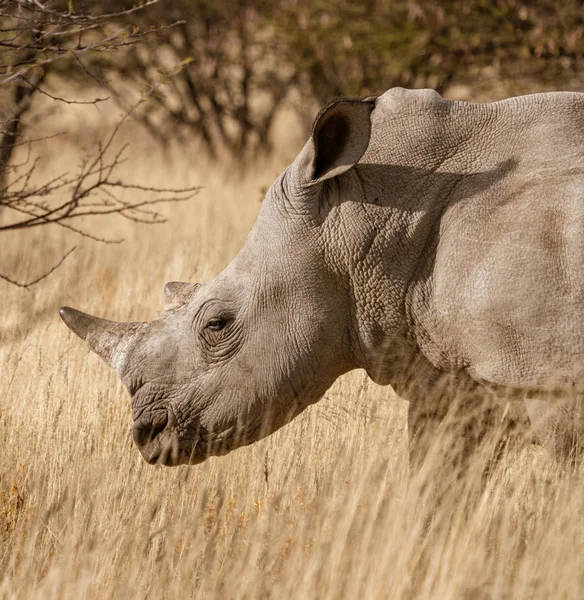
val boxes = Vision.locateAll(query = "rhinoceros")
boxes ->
[60,87,584,468]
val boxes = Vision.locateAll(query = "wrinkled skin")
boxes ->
[61,88,584,468]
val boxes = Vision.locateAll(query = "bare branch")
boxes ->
[21,76,109,105]
[0,246,76,289]
[0,0,199,288]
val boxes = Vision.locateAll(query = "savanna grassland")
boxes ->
[2,98,584,600]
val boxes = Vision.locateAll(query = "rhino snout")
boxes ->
[133,410,169,447]
[132,408,184,466]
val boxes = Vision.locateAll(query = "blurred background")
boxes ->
[2,0,584,164]
[106,0,584,158]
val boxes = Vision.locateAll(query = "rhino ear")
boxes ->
[298,98,375,184]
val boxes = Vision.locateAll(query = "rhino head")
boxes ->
[60,99,375,466]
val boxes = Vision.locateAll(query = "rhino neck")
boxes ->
[318,169,446,386]
[320,89,516,386]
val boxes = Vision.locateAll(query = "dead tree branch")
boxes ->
[0,1,198,289]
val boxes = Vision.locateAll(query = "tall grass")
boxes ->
[1,104,583,599]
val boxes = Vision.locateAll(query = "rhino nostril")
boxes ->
[133,411,169,447]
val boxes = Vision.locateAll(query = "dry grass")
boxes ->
[1,101,584,600]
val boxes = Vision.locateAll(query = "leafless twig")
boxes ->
[0,246,76,289]
[0,0,198,289]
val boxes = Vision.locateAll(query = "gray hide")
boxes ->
[60,88,584,467]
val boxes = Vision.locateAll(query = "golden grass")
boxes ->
[1,103,584,599]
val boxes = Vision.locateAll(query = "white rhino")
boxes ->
[60,88,584,468]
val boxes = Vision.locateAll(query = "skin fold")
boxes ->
[60,88,584,469]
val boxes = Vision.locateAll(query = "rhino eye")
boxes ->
[206,317,228,331]
[200,313,238,356]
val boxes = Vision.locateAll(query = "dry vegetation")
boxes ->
[2,98,584,600]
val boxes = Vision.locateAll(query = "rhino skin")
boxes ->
[60,87,584,468]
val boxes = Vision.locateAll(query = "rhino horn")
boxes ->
[59,306,141,373]
[164,281,189,300]
[163,281,201,309]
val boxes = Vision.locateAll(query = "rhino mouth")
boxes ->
[140,440,206,466]
[136,423,238,467]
